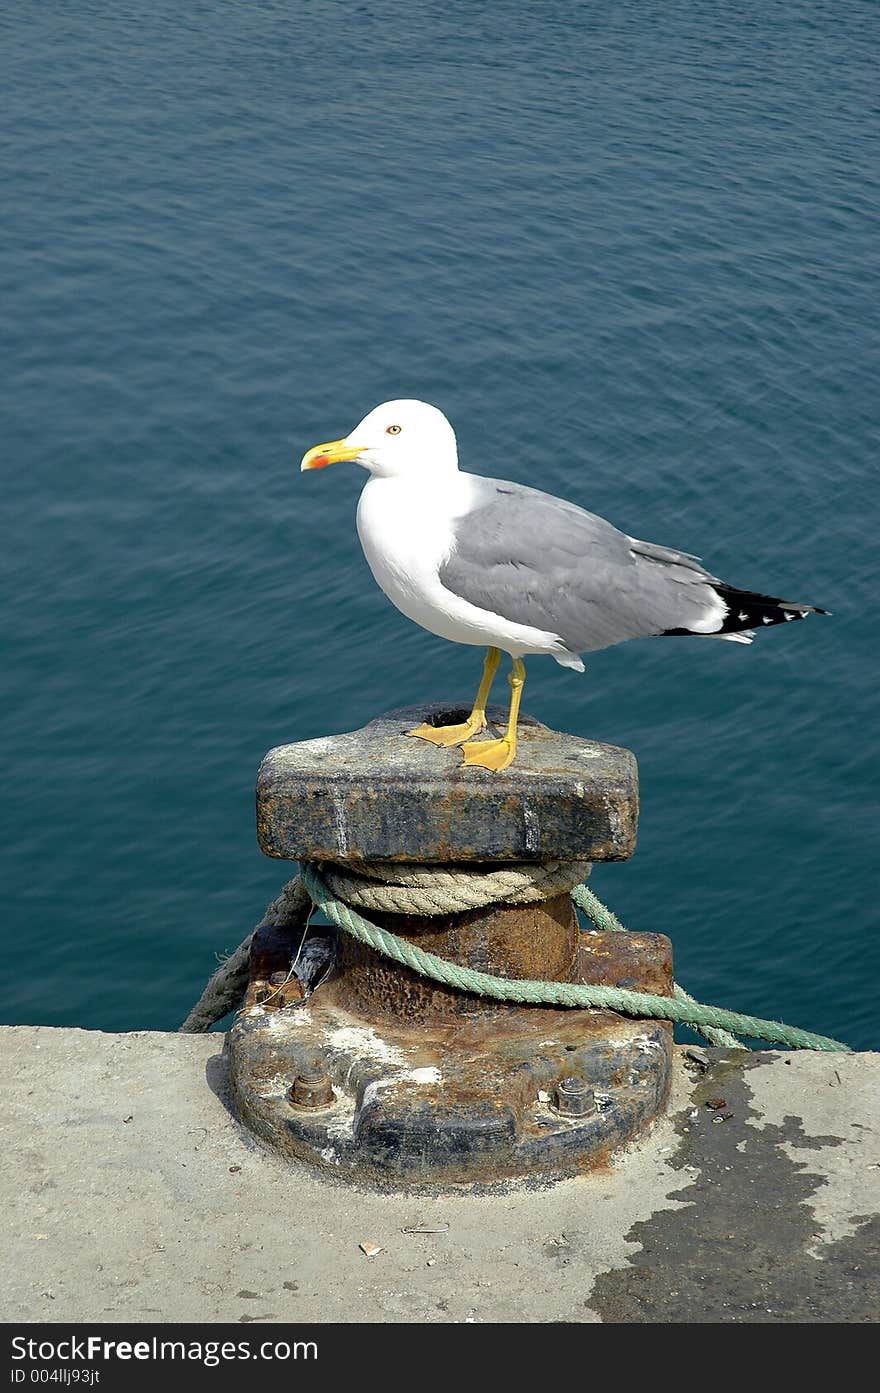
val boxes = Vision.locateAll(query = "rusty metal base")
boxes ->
[227,950,673,1188]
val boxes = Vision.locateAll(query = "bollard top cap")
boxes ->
[256,703,638,865]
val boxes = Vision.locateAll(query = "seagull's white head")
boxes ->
[301,399,459,480]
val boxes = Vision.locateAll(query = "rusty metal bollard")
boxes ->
[226,702,674,1185]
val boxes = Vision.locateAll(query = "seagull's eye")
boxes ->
[386,424,402,435]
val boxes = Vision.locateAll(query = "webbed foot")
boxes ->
[461,736,516,771]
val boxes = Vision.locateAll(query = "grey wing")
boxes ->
[440,477,724,655]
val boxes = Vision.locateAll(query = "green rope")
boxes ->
[301,864,850,1054]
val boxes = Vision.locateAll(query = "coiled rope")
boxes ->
[318,857,593,915]
[179,859,849,1052]
[301,862,849,1053]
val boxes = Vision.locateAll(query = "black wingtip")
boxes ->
[663,588,832,639]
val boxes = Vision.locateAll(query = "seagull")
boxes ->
[301,400,827,771]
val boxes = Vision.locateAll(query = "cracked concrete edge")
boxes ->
[0,1027,877,1323]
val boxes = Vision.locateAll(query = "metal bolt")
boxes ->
[269,970,289,986]
[288,1058,334,1109]
[553,1076,595,1117]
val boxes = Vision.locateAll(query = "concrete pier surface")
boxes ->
[1,1026,877,1324]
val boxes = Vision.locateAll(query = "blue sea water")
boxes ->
[2,0,877,1047]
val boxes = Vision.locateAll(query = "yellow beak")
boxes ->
[300,438,364,471]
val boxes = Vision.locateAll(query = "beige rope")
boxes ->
[260,876,311,926]
[178,877,309,1032]
[318,858,592,916]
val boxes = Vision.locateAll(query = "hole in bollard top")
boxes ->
[424,708,471,728]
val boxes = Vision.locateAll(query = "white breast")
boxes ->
[355,474,567,657]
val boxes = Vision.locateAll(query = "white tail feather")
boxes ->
[715,630,755,645]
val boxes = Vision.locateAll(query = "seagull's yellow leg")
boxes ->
[461,657,526,771]
[408,647,501,747]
